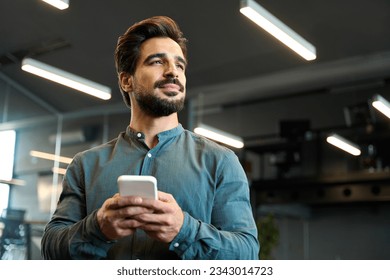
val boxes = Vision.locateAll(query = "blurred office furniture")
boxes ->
[0,208,27,260]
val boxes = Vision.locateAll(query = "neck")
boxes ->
[129,107,179,148]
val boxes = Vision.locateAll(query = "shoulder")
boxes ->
[182,129,238,159]
[72,135,121,163]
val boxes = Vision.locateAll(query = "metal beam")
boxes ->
[0,71,60,115]
[0,102,128,131]
[188,51,390,109]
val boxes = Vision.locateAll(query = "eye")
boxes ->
[150,59,163,65]
[176,63,185,71]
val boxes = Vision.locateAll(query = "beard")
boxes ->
[135,93,185,117]
[132,78,185,117]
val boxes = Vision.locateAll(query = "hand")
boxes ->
[133,191,184,243]
[97,193,153,241]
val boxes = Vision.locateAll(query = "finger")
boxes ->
[112,227,137,238]
[134,198,165,213]
[117,218,145,229]
[139,192,174,211]
[133,212,168,225]
[117,206,154,219]
[140,221,180,243]
[118,195,144,206]
[157,191,174,202]
[106,195,144,210]
[140,223,162,232]
[102,194,120,210]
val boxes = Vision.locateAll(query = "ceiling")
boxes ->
[1,1,390,206]
[1,0,390,119]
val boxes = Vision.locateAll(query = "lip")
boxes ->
[159,83,181,91]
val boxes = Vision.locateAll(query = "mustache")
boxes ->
[154,78,184,92]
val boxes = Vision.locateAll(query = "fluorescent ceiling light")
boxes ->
[0,178,26,186]
[21,58,111,100]
[194,123,244,149]
[0,129,16,210]
[49,130,86,145]
[326,134,361,156]
[30,150,73,164]
[41,0,69,10]
[52,167,67,175]
[0,130,16,181]
[240,0,316,61]
[372,94,390,119]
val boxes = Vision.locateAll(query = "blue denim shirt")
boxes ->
[41,124,259,259]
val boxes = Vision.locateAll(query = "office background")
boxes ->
[0,0,389,259]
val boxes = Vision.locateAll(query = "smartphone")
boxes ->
[117,175,158,200]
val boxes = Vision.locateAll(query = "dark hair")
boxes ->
[114,16,188,107]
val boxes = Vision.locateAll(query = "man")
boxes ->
[41,16,259,260]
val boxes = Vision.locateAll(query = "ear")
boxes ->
[119,72,132,92]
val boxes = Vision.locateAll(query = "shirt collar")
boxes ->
[126,123,184,141]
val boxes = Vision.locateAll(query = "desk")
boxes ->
[24,221,47,260]
[0,218,47,260]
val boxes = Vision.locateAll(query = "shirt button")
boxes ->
[147,153,152,158]
[173,242,179,248]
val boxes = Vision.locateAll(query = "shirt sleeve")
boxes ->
[41,155,114,260]
[169,151,260,260]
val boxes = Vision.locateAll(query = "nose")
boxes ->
[164,61,179,78]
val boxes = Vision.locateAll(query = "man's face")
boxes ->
[129,37,187,117]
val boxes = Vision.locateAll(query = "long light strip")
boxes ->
[0,178,26,186]
[240,0,316,61]
[372,94,390,119]
[21,58,111,100]
[0,130,16,181]
[41,0,69,10]
[0,129,16,210]
[30,150,73,164]
[194,123,244,149]
[52,167,67,175]
[326,134,361,156]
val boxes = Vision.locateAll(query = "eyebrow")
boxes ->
[144,53,187,67]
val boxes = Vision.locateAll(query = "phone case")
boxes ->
[117,175,157,199]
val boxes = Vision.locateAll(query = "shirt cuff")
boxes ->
[88,210,117,246]
[169,211,199,256]
[68,210,115,259]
